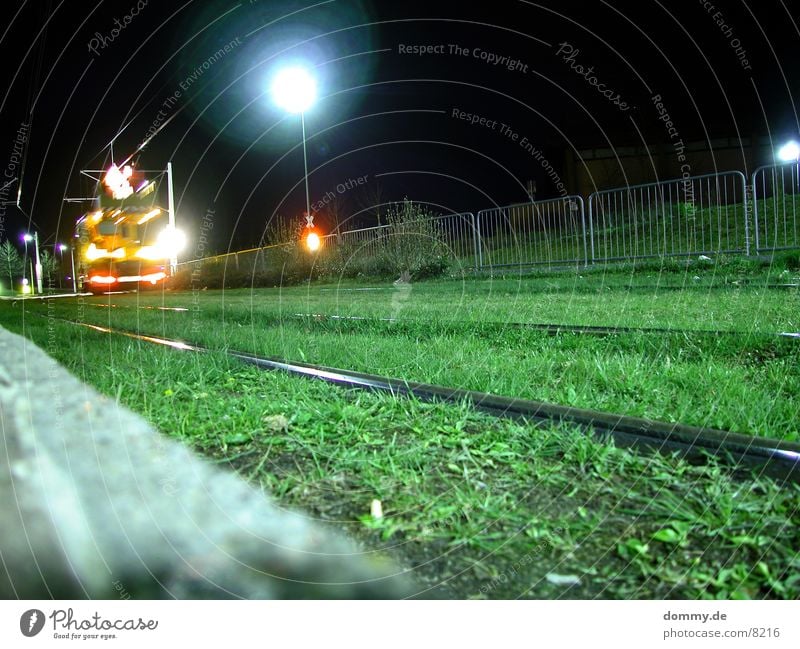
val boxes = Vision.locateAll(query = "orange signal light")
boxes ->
[305,231,321,252]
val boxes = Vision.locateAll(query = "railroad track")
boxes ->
[59,318,800,484]
[80,303,800,339]
[291,313,800,339]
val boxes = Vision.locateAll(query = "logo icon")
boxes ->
[20,609,45,637]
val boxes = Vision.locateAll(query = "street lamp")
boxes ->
[58,243,77,293]
[777,140,800,163]
[23,232,42,294]
[270,66,317,229]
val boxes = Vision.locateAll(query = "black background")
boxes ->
[0,0,798,254]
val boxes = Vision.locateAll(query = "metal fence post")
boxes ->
[577,196,588,266]
[587,193,596,263]
[469,212,483,270]
[738,170,750,256]
[752,167,761,254]
[474,211,484,269]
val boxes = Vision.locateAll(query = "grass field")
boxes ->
[1,263,799,598]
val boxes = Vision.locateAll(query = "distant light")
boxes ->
[271,66,317,114]
[157,226,186,256]
[89,275,117,284]
[305,231,321,252]
[23,234,33,242]
[58,244,67,252]
[777,141,800,162]
[137,208,161,225]
[104,164,135,199]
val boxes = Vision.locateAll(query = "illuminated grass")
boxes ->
[2,311,798,599]
[18,271,800,440]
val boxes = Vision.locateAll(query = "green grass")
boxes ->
[18,267,800,441]
[2,309,798,599]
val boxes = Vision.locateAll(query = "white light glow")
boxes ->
[157,226,186,256]
[777,141,800,162]
[137,208,161,225]
[271,66,317,114]
[305,231,321,252]
[104,164,135,199]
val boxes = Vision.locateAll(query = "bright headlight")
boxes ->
[85,243,105,261]
[157,227,186,255]
[136,246,163,260]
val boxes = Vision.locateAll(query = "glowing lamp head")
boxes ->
[778,141,800,163]
[305,231,321,252]
[157,226,186,256]
[23,234,33,242]
[104,164,135,199]
[58,244,67,252]
[271,66,317,114]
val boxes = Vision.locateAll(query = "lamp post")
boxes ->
[271,66,317,231]
[59,243,77,293]
[777,140,800,163]
[23,232,42,294]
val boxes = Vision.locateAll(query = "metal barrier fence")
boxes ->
[182,243,289,270]
[588,171,749,262]
[177,212,480,274]
[178,167,800,276]
[476,196,586,267]
[752,162,800,253]
[325,212,480,271]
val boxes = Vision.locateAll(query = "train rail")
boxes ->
[77,303,800,339]
[58,318,800,484]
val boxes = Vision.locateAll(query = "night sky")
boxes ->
[0,0,798,255]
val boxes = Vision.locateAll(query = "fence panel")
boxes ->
[587,171,749,262]
[476,196,586,268]
[752,163,800,253]
[327,212,480,269]
[329,223,388,259]
[428,212,480,268]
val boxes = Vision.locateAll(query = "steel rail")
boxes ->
[290,313,799,340]
[66,305,800,339]
[56,318,800,483]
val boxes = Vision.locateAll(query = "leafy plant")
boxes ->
[0,239,24,293]
[40,249,61,287]
[378,199,449,279]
